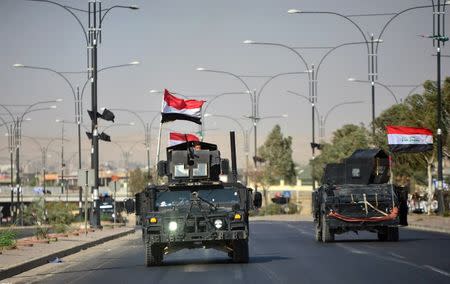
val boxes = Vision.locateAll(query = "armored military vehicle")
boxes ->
[312,149,405,243]
[135,132,262,266]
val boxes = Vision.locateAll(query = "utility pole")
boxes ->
[89,1,101,228]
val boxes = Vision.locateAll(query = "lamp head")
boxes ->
[129,61,140,65]
[129,5,139,10]
[243,40,254,44]
[347,78,356,82]
[13,64,24,68]
[196,67,206,71]
[204,113,212,117]
[287,9,302,14]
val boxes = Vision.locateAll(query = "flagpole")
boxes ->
[155,91,166,182]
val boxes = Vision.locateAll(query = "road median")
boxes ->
[0,225,135,281]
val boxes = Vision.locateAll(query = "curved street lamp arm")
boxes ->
[0,104,16,121]
[100,5,137,25]
[256,72,308,107]
[203,92,248,115]
[17,66,76,101]
[406,84,423,98]
[0,115,12,134]
[375,82,399,103]
[323,101,365,125]
[21,135,43,151]
[249,42,311,80]
[110,108,146,131]
[27,0,88,44]
[201,70,252,95]
[286,90,320,119]
[297,11,369,53]
[316,41,368,77]
[21,106,56,122]
[376,5,432,52]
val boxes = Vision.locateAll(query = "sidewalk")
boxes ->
[405,213,450,234]
[0,225,135,280]
[250,213,450,234]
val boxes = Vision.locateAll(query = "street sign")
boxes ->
[77,169,95,187]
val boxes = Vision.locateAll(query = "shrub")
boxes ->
[46,202,75,225]
[53,223,70,234]
[35,226,49,239]
[0,230,16,249]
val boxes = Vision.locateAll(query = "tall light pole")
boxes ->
[244,39,370,189]
[109,108,158,182]
[318,101,365,140]
[0,100,60,225]
[14,61,139,216]
[286,3,438,134]
[196,68,307,190]
[204,113,250,184]
[23,136,59,212]
[30,0,138,228]
[347,78,399,104]
[0,117,15,222]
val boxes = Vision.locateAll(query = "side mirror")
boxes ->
[221,159,230,175]
[124,198,135,213]
[157,161,167,177]
[253,191,262,208]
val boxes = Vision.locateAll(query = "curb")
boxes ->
[0,228,135,281]
[405,224,450,235]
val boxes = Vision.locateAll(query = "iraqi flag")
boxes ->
[169,132,200,146]
[386,125,433,153]
[161,89,205,124]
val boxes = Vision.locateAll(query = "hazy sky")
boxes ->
[0,0,448,171]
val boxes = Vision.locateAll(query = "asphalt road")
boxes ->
[5,221,450,284]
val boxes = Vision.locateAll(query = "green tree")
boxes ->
[372,78,450,185]
[258,125,297,185]
[129,168,148,195]
[311,124,370,182]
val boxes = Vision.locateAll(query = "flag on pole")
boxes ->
[386,125,433,153]
[161,89,205,124]
[169,132,200,146]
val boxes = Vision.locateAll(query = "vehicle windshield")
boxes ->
[156,187,240,209]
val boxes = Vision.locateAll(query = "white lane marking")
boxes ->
[255,263,284,283]
[423,265,450,277]
[233,266,244,280]
[335,243,368,255]
[389,252,406,259]
[285,223,314,237]
[183,264,208,272]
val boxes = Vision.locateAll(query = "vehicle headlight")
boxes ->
[168,221,178,232]
[214,219,223,229]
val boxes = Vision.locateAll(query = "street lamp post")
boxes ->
[29,0,139,228]
[13,62,139,216]
[109,109,158,182]
[23,136,59,213]
[0,101,59,225]
[0,117,15,222]
[204,114,250,184]
[197,68,307,190]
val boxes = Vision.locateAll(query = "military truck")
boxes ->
[312,149,405,243]
[135,132,262,266]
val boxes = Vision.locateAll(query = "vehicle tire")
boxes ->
[315,219,323,242]
[377,227,388,242]
[232,239,249,263]
[321,214,334,243]
[144,240,163,267]
[387,227,399,242]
